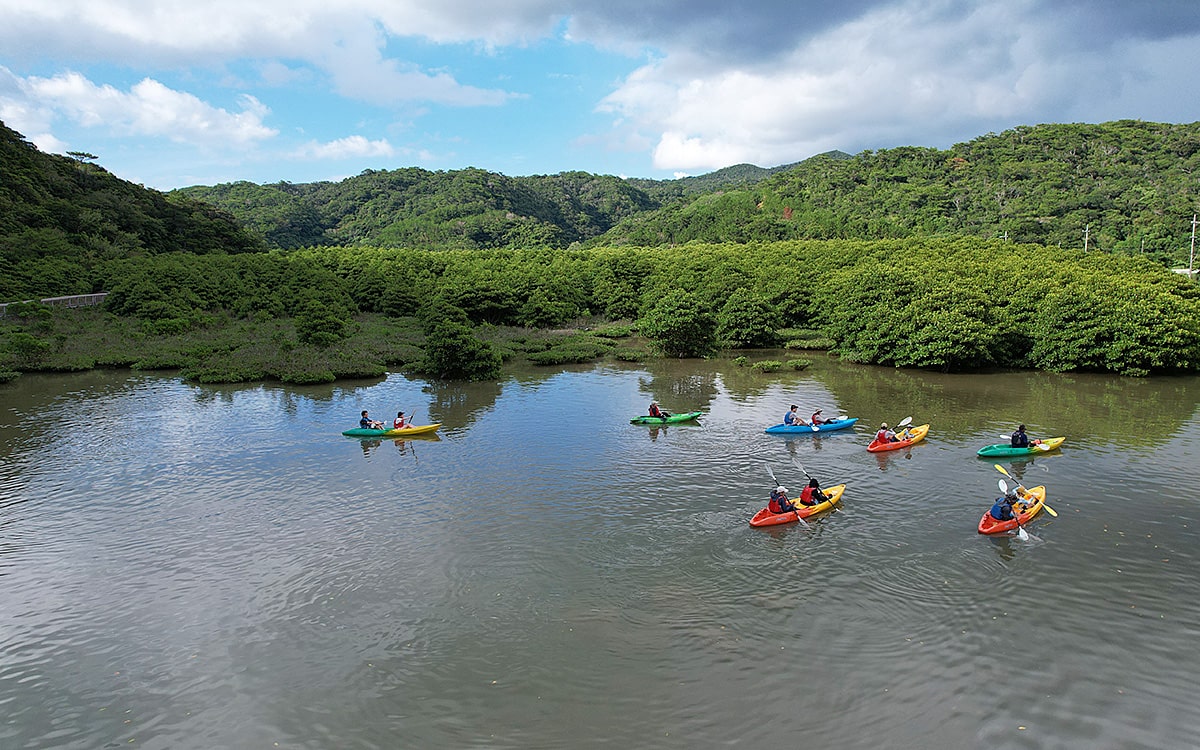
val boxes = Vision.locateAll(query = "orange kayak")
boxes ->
[977,486,1046,534]
[866,424,929,452]
[749,484,846,527]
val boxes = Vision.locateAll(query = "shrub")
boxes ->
[717,288,782,347]
[786,358,813,370]
[638,290,717,357]
[751,359,783,372]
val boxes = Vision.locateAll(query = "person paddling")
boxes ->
[768,485,797,514]
[989,489,1017,521]
[393,411,410,429]
[1011,424,1041,448]
[811,409,828,426]
[360,410,384,430]
[875,422,897,443]
[798,477,829,506]
[784,404,804,426]
[648,401,672,419]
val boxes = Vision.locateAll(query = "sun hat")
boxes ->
[776,486,788,494]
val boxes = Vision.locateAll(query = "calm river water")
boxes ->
[2,355,1200,749]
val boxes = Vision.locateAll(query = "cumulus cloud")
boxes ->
[597,0,1200,171]
[0,0,521,106]
[17,71,277,145]
[291,135,396,160]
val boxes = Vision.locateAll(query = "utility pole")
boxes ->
[1083,224,1090,254]
[1190,214,1198,278]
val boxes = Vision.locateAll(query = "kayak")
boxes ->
[342,423,441,437]
[630,411,702,425]
[749,484,847,527]
[866,423,929,452]
[977,437,1065,457]
[765,417,858,434]
[977,485,1047,534]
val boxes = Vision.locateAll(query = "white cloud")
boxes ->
[0,1,523,107]
[17,71,277,146]
[291,135,396,160]
[595,0,1199,171]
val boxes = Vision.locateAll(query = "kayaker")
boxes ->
[768,486,797,514]
[989,492,1016,521]
[393,411,410,429]
[798,477,828,506]
[360,410,384,429]
[811,408,827,426]
[648,402,672,419]
[784,405,804,426]
[876,422,897,442]
[1010,424,1042,448]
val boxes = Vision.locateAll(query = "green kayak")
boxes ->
[630,411,702,425]
[976,436,1065,457]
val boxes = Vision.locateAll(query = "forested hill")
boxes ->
[0,120,264,301]
[173,153,851,251]
[174,168,659,250]
[595,121,1200,264]
[174,121,1199,264]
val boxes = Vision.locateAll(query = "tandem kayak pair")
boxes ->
[866,424,930,452]
[342,423,441,438]
[977,485,1048,534]
[764,417,858,434]
[749,484,847,527]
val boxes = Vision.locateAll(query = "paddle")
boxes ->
[893,415,913,440]
[766,466,810,528]
[998,479,1029,540]
[993,463,1058,517]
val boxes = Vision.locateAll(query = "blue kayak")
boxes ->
[765,417,858,435]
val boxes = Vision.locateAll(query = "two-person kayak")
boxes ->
[866,424,929,452]
[630,411,703,425]
[342,423,442,437]
[976,437,1065,457]
[749,484,847,527]
[977,485,1047,534]
[764,417,858,434]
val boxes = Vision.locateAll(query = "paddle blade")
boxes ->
[810,423,820,431]
[993,463,1011,478]
[1035,443,1051,451]
[1043,504,1058,518]
[897,416,913,427]
[998,479,1008,493]
[1017,526,1029,541]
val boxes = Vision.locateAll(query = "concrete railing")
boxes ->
[0,293,107,317]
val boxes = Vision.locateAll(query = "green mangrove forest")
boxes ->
[2,118,1200,384]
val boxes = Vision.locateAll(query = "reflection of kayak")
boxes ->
[976,437,1065,457]
[342,423,441,437]
[630,411,702,425]
[866,424,929,452]
[765,418,858,434]
[977,485,1046,534]
[749,484,846,527]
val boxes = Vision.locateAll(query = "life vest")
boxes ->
[394,417,406,428]
[1011,431,1028,447]
[811,413,822,425]
[649,404,663,417]
[800,486,819,504]
[768,491,785,514]
[989,499,1014,521]
[875,429,890,441]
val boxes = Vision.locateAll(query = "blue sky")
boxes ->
[2,0,1199,190]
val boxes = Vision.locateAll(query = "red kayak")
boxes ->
[866,424,929,452]
[977,486,1047,534]
[749,484,846,527]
